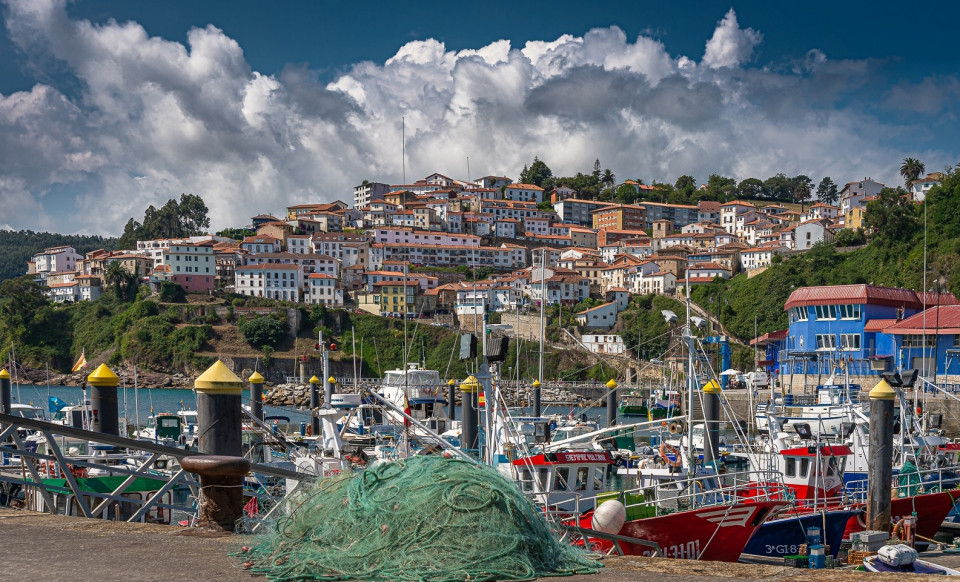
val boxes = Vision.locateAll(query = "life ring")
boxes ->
[892,517,905,539]
[68,465,87,479]
[659,442,682,467]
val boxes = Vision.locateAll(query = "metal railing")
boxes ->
[0,413,303,523]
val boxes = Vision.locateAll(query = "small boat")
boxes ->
[863,545,960,575]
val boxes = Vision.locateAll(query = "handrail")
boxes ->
[0,413,302,480]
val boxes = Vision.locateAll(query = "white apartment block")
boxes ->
[32,246,81,285]
[353,181,391,209]
[582,334,626,355]
[503,183,544,203]
[243,252,340,279]
[371,228,480,247]
[235,264,302,301]
[306,273,344,306]
[241,236,282,254]
[369,243,527,270]
[286,235,312,254]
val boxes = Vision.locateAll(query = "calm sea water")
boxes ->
[8,383,611,430]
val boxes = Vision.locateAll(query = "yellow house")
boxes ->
[373,281,420,316]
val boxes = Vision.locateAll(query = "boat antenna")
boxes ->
[685,278,695,468]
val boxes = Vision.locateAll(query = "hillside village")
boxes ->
[24,168,946,359]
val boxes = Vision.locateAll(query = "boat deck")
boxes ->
[3,507,960,581]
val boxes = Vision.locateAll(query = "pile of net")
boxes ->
[239,455,600,581]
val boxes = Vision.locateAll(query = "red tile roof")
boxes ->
[864,319,897,332]
[784,285,957,311]
[883,305,960,334]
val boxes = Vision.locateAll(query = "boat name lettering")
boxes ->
[556,452,609,463]
[765,544,799,555]
[643,540,701,559]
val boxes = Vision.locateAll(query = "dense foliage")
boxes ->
[117,193,210,249]
[0,230,119,283]
[238,316,287,348]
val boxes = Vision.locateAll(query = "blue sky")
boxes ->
[1,0,959,235]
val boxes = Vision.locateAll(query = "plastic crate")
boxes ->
[784,555,809,568]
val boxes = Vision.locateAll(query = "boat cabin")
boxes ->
[778,444,849,502]
[510,451,613,511]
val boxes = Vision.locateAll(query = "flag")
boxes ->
[243,496,258,518]
[48,396,68,414]
[71,351,87,372]
[403,392,411,428]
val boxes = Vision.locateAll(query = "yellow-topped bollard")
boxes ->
[703,379,722,394]
[87,363,120,436]
[532,379,542,417]
[869,378,896,400]
[447,379,457,420]
[867,375,898,533]
[702,378,722,468]
[249,371,265,421]
[606,378,619,428]
[308,375,321,434]
[0,367,11,415]
[195,360,243,456]
[460,376,480,454]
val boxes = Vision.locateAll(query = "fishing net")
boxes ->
[239,455,600,581]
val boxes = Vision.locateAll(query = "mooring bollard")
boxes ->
[87,364,120,436]
[195,360,243,457]
[0,368,11,415]
[249,371,264,422]
[180,455,251,534]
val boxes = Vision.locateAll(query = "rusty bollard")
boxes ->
[179,455,250,536]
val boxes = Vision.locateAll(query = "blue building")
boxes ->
[757,284,956,378]
[884,304,960,381]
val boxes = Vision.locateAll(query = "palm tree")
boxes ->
[900,157,926,188]
[601,169,616,191]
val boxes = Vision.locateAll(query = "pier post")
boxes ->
[309,375,321,436]
[703,379,721,469]
[460,375,479,455]
[867,377,896,533]
[447,379,456,421]
[606,379,618,427]
[249,371,264,422]
[532,380,541,417]
[0,368,10,415]
[87,364,119,436]
[180,456,250,534]
[195,360,243,457]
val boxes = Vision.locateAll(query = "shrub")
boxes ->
[159,281,187,303]
[239,316,286,348]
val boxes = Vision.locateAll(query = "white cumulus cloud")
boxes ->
[0,1,956,237]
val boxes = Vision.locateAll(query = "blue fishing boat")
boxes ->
[742,508,860,558]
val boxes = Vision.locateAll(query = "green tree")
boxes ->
[238,316,287,348]
[601,168,616,191]
[519,156,553,188]
[763,173,793,202]
[900,157,926,188]
[792,175,813,209]
[118,193,211,248]
[816,177,839,205]
[737,178,765,200]
[704,174,736,202]
[0,276,49,336]
[864,187,919,245]
[834,227,866,247]
[615,183,639,204]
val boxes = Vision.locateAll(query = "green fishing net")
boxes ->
[239,455,600,581]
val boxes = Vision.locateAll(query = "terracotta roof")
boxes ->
[784,285,956,311]
[883,305,960,334]
[864,319,897,332]
[750,329,788,346]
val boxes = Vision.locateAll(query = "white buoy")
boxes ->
[591,500,627,535]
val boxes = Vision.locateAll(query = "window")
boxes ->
[785,458,796,477]
[815,334,837,350]
[837,304,861,320]
[815,305,836,320]
[790,307,808,322]
[800,458,810,477]
[903,334,936,348]
[840,334,861,351]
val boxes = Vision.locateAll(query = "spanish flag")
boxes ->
[71,351,87,372]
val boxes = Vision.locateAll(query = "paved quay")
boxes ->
[3,507,959,581]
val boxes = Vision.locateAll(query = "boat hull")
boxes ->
[581,501,785,561]
[743,509,858,558]
[845,489,960,542]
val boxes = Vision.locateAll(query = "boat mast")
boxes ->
[685,278,695,467]
[538,248,546,395]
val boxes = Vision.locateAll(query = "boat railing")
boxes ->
[844,465,960,501]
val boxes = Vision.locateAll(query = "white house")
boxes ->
[575,302,618,330]
[31,246,81,285]
[235,263,302,302]
[605,288,630,312]
[503,183,545,203]
[909,173,943,202]
[794,218,836,250]
[637,271,676,295]
[582,334,626,355]
[306,273,343,306]
[740,246,786,270]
